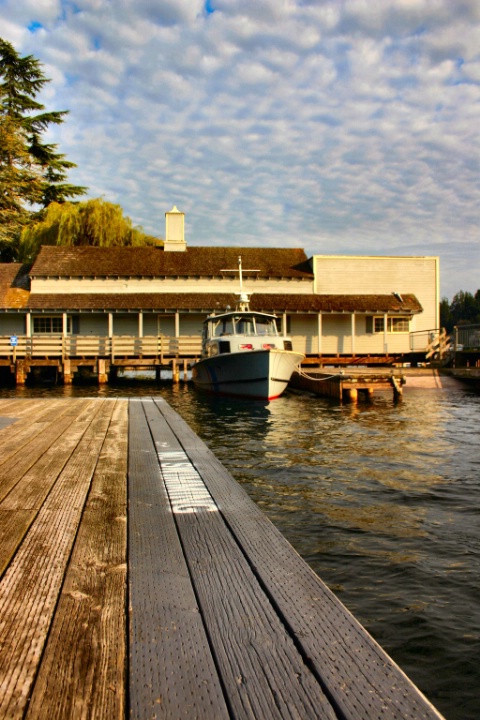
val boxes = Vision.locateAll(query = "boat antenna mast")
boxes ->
[221,255,260,311]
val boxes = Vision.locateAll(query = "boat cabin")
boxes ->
[202,311,292,357]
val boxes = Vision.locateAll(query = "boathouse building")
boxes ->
[0,206,439,379]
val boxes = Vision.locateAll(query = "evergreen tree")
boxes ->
[18,198,162,262]
[450,291,478,326]
[0,38,86,259]
[439,297,453,332]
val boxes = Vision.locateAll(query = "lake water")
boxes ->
[1,379,479,720]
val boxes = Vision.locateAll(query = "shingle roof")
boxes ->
[30,246,314,279]
[0,264,30,309]
[26,292,422,314]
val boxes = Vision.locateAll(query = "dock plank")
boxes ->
[0,399,86,484]
[26,400,128,719]
[0,399,64,458]
[0,398,48,420]
[0,401,115,718]
[0,401,104,575]
[155,397,443,720]
[128,399,229,719]
[144,398,337,719]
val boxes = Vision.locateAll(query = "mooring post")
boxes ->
[391,374,403,401]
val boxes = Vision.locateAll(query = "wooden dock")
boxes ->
[290,368,405,402]
[0,397,444,719]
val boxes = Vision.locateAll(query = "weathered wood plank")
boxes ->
[26,400,128,719]
[0,399,84,478]
[128,399,230,720]
[0,400,92,503]
[0,399,63,454]
[0,416,16,430]
[0,401,115,718]
[154,397,444,720]
[0,402,104,575]
[144,399,337,720]
[0,399,47,420]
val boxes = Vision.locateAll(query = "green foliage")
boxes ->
[440,290,480,331]
[18,198,162,261]
[0,38,86,258]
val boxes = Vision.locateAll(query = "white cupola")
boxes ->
[164,205,186,251]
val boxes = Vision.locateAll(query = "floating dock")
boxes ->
[290,368,405,402]
[0,397,444,718]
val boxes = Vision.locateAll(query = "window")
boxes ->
[368,316,410,334]
[390,317,410,333]
[33,316,71,333]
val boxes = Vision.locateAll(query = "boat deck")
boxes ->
[0,397,444,718]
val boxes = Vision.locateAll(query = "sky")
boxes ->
[1,0,479,300]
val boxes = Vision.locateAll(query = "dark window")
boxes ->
[33,316,71,333]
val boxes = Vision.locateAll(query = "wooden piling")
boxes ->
[172,359,180,383]
[63,359,73,384]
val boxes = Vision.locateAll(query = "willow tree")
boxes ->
[0,38,86,259]
[18,198,161,261]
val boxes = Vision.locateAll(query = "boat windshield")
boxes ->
[209,314,278,337]
[254,317,278,336]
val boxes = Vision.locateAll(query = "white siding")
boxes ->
[320,316,352,354]
[313,256,439,331]
[178,315,205,337]
[353,315,411,354]
[290,316,317,354]
[111,315,139,336]
[31,276,314,295]
[0,315,26,335]
[77,315,109,336]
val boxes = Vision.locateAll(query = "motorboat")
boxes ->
[191,258,304,400]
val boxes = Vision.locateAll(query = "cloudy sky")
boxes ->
[1,0,479,299]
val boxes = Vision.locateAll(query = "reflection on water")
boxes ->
[1,380,479,719]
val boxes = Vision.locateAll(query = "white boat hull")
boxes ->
[191,349,303,400]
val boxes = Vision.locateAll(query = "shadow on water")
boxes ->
[1,380,479,719]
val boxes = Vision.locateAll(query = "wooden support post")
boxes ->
[343,388,358,404]
[63,359,73,385]
[98,359,108,384]
[183,359,188,381]
[155,366,161,383]
[15,360,27,385]
[172,359,180,383]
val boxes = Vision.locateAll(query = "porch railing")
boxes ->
[453,324,480,350]
[0,335,202,361]
[409,325,480,358]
